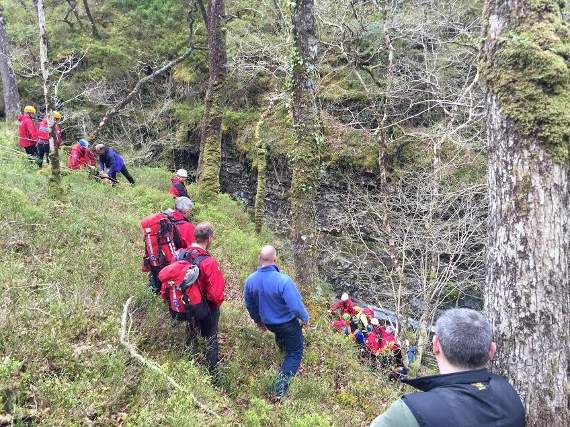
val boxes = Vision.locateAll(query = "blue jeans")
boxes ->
[266,318,304,396]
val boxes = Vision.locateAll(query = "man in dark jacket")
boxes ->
[244,245,309,398]
[371,308,525,427]
[95,144,135,184]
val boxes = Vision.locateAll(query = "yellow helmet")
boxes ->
[24,105,36,114]
[53,111,62,120]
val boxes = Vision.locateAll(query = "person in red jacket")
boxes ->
[366,329,382,355]
[185,222,225,371]
[330,293,356,316]
[169,169,190,198]
[172,197,195,248]
[331,313,352,335]
[36,111,63,168]
[67,139,97,170]
[17,105,37,158]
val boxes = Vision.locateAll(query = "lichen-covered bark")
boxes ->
[197,0,226,201]
[0,6,20,121]
[290,0,323,289]
[482,2,569,425]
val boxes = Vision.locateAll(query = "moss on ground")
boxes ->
[0,125,402,425]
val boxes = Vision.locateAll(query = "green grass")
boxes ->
[0,124,403,425]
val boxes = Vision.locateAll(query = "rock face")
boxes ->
[172,136,484,310]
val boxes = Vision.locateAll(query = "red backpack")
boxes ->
[140,210,182,272]
[158,250,211,319]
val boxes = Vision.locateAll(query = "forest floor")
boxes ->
[0,124,404,426]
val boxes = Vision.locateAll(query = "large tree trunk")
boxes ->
[482,1,569,426]
[0,6,20,120]
[289,0,323,289]
[197,0,226,201]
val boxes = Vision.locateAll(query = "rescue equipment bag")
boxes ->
[140,210,182,272]
[158,250,211,319]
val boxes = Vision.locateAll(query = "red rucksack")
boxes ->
[158,250,211,319]
[140,210,182,272]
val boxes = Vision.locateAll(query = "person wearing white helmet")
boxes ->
[330,292,355,316]
[169,168,190,198]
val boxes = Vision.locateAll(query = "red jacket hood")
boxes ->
[171,176,184,184]
[189,245,210,256]
[17,114,27,122]
[172,210,188,221]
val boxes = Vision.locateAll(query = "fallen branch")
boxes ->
[90,48,193,142]
[119,296,220,418]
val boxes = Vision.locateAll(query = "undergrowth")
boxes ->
[0,124,402,425]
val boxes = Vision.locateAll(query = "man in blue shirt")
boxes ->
[244,245,309,398]
[95,144,135,185]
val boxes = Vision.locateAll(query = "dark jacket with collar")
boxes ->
[402,368,525,427]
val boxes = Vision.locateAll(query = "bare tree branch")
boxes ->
[119,297,220,419]
[90,48,193,142]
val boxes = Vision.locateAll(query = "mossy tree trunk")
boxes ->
[482,1,569,425]
[197,0,226,201]
[0,6,20,121]
[290,0,323,289]
[253,98,275,233]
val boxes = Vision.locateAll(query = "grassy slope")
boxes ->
[0,125,402,426]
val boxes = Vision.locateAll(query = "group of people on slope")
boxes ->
[17,105,135,184]
[141,194,309,398]
[143,194,525,426]
[17,105,62,167]
[330,293,409,379]
[142,183,526,423]
[17,107,525,423]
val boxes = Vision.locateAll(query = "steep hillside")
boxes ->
[0,126,403,426]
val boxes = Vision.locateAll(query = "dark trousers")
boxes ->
[149,266,162,294]
[190,308,220,372]
[24,145,37,158]
[267,319,304,396]
[36,142,50,167]
[109,165,135,184]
